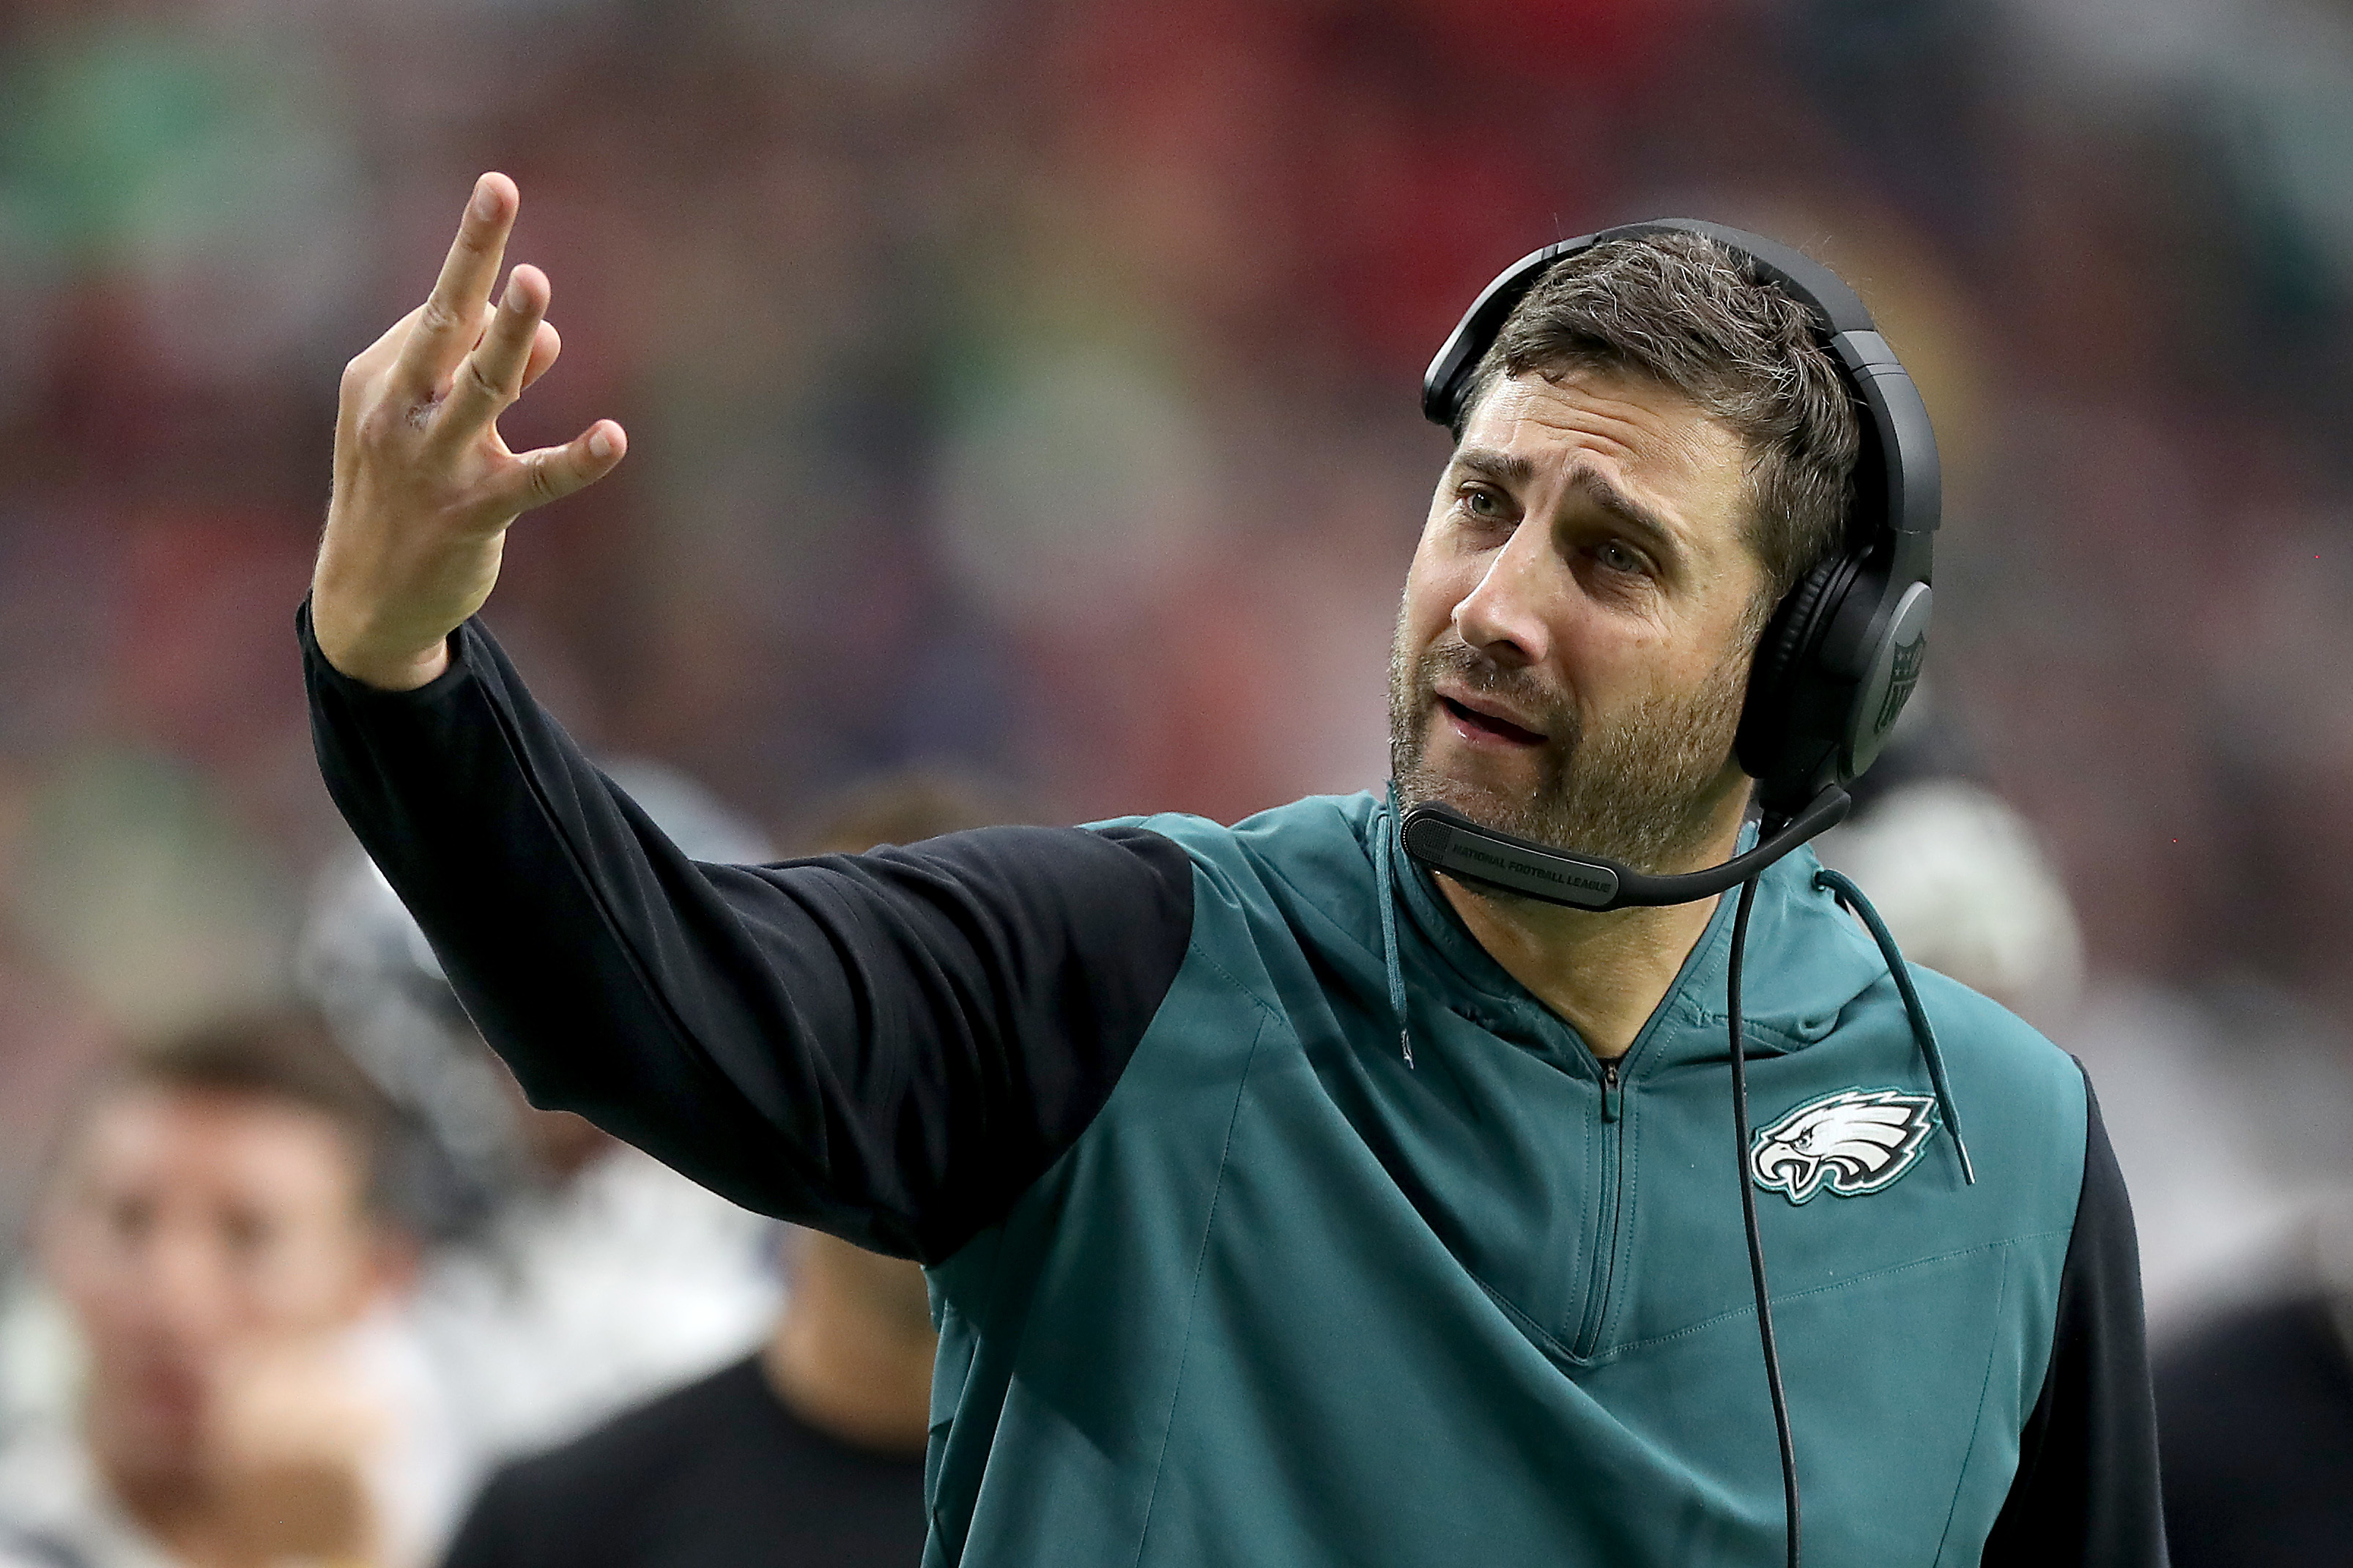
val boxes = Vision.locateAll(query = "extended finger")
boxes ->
[494,420,628,514]
[390,173,518,399]
[433,265,549,447]
[520,319,561,393]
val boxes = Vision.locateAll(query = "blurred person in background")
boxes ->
[0,1013,460,1568]
[298,760,782,1468]
[2154,1237,2353,1567]
[440,1227,931,1568]
[430,765,1010,1568]
[2146,608,2353,1561]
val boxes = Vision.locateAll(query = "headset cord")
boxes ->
[1809,866,1976,1185]
[1728,869,1800,1568]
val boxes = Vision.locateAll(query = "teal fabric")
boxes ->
[922,793,2087,1567]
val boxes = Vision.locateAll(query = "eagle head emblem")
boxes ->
[1749,1088,1938,1205]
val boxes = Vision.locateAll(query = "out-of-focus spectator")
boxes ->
[297,760,782,1467]
[437,1230,932,1568]
[2154,1205,2353,1566]
[432,773,1028,1568]
[0,1013,461,1568]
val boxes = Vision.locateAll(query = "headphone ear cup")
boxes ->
[1736,556,1846,794]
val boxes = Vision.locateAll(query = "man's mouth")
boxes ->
[1437,693,1547,747]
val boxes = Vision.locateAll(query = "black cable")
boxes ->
[1810,866,1975,1186]
[1728,869,1800,1568]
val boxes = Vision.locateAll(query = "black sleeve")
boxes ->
[1979,1067,2170,1566]
[302,606,1195,1263]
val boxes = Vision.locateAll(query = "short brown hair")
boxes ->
[1464,231,1861,609]
[98,1011,397,1217]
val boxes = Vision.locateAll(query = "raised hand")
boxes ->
[310,173,626,690]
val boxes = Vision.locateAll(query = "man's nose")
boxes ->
[1451,526,1555,668]
[138,1222,239,1346]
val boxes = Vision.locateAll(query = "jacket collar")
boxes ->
[1376,795,1888,1072]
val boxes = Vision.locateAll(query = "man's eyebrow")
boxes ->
[1450,447,1535,490]
[1562,466,1688,565]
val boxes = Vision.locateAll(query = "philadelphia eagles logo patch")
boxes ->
[1749,1089,1938,1205]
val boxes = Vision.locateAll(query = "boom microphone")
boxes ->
[1399,785,1853,912]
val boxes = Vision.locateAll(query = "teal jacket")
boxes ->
[305,613,2165,1567]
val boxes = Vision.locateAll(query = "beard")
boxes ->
[1388,613,1754,877]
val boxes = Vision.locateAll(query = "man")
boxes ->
[301,174,2164,1564]
[437,1227,931,1568]
[2154,1279,2353,1567]
[0,1014,458,1568]
[434,779,1007,1568]
[2152,1188,2353,1567]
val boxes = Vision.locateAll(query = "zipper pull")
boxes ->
[1601,1058,1623,1122]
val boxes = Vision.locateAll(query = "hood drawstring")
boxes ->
[1812,866,1976,1185]
[1371,814,1414,1069]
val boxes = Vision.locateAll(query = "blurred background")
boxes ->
[1,0,2352,1554]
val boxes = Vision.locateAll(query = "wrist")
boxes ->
[309,598,454,691]
[338,639,453,692]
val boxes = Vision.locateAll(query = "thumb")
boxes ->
[501,420,627,513]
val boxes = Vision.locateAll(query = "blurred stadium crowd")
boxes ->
[3,0,2353,1560]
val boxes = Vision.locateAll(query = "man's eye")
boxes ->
[1596,539,1648,575]
[105,1197,155,1246]
[221,1210,279,1260]
[1459,487,1505,521]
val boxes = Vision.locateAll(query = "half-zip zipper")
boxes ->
[1389,819,1744,1370]
[1573,1052,1631,1357]
[1555,884,1745,1361]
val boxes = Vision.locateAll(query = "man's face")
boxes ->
[1390,367,1767,874]
[40,1087,390,1485]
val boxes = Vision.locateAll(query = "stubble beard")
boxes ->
[1387,611,1756,877]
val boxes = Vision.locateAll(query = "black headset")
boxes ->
[1402,219,1938,910]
